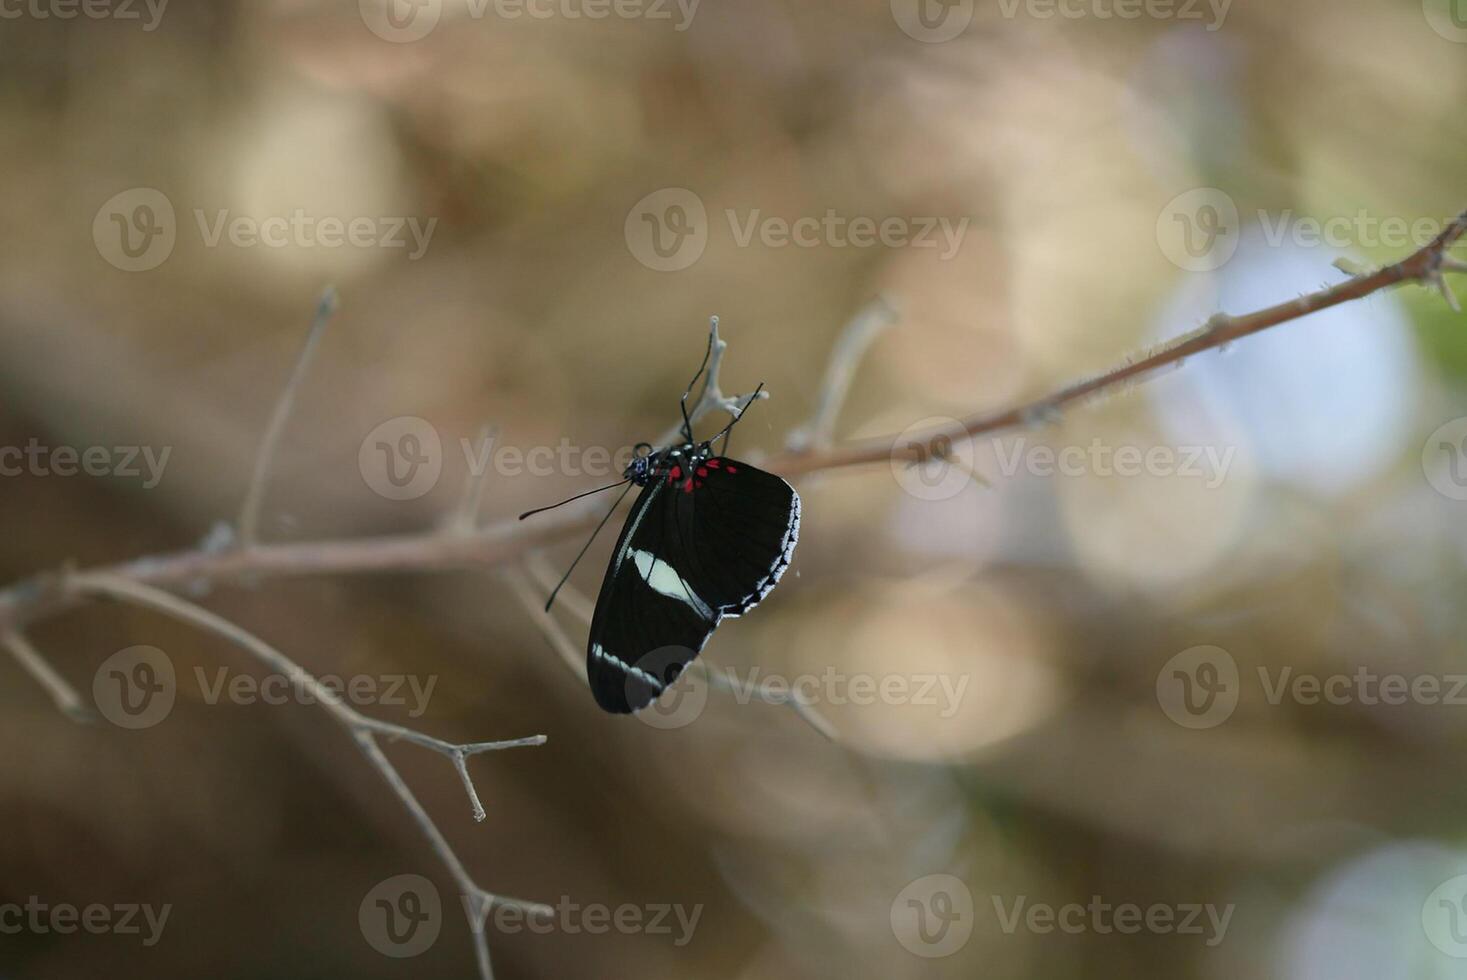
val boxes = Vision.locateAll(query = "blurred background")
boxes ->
[4,0,1467,977]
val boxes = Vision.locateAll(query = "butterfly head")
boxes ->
[625,440,717,488]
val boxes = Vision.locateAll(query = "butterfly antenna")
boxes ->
[679,319,716,443]
[518,478,631,521]
[543,481,635,612]
[709,381,765,446]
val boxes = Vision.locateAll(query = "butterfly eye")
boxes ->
[633,441,653,457]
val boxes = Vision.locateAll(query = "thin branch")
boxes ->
[515,555,837,737]
[61,570,548,980]
[776,208,1467,477]
[237,287,339,547]
[2,210,1464,636]
[2,628,94,723]
[786,296,900,453]
[695,661,838,741]
[449,423,498,535]
[523,550,596,626]
[502,565,585,683]
[655,315,768,449]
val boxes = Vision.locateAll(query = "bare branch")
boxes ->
[237,287,339,548]
[655,315,767,449]
[449,423,499,535]
[523,550,595,626]
[4,209,1465,654]
[777,206,1467,478]
[503,565,586,682]
[696,662,838,740]
[786,296,899,452]
[60,570,547,980]
[2,628,94,723]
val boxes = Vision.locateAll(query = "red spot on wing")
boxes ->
[682,478,694,493]
[706,459,721,469]
[696,466,708,478]
[726,465,739,473]
[669,466,681,480]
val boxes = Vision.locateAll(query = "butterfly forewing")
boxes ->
[586,456,799,714]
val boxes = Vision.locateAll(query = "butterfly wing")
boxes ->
[657,457,800,617]
[586,479,718,713]
[585,457,800,714]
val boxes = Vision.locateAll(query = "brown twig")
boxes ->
[65,571,549,980]
[777,209,1467,477]
[3,206,1464,979]
[237,287,338,547]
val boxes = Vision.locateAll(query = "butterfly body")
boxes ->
[587,439,800,713]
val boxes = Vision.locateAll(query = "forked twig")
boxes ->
[237,287,338,547]
[65,570,548,980]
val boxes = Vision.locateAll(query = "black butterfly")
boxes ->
[520,338,800,714]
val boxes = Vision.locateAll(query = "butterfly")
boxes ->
[520,336,800,714]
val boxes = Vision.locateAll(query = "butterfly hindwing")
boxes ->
[585,457,799,714]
